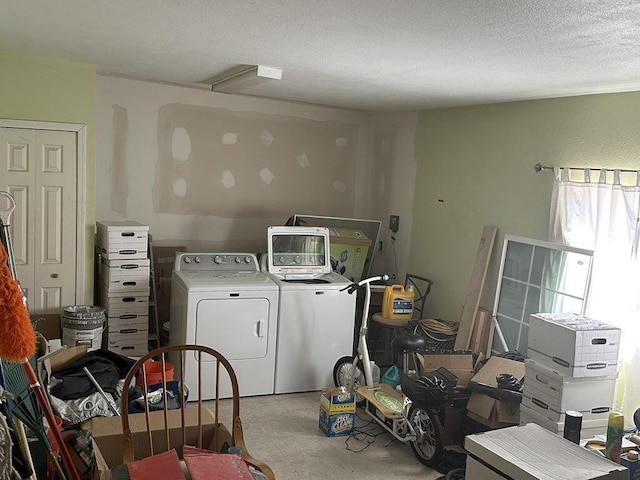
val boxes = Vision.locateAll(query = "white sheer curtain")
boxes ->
[549,167,640,422]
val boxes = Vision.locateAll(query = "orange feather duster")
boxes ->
[0,244,36,362]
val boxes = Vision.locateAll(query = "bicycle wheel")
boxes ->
[332,356,366,405]
[408,404,444,467]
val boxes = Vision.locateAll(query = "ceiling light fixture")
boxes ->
[210,65,283,94]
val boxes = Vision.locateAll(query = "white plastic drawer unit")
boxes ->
[528,313,621,377]
[96,221,149,259]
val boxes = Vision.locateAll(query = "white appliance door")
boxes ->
[195,298,269,360]
[275,286,356,393]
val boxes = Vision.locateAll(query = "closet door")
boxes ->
[0,127,78,313]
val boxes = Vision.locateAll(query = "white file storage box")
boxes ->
[99,286,149,316]
[522,358,616,422]
[99,258,150,293]
[528,313,620,377]
[96,221,149,259]
[107,315,149,337]
[465,423,626,479]
[520,403,608,441]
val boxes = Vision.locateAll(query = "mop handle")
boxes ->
[0,192,16,225]
[21,361,81,480]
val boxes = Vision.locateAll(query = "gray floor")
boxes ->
[211,391,444,480]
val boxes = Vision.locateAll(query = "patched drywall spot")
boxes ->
[222,132,237,145]
[336,137,349,147]
[296,152,310,168]
[219,169,236,189]
[261,130,274,146]
[260,168,275,184]
[173,177,187,197]
[111,105,129,216]
[154,104,359,217]
[333,180,347,193]
[172,127,191,162]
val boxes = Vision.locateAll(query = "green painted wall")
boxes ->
[0,49,96,303]
[410,92,640,324]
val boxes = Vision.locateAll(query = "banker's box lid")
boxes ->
[465,423,627,479]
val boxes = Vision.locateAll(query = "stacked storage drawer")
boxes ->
[96,221,150,357]
[521,313,621,440]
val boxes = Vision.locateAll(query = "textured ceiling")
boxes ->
[3,0,640,111]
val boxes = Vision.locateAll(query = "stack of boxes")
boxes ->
[96,221,150,357]
[521,312,621,439]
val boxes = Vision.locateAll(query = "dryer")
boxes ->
[170,253,278,399]
[263,226,357,394]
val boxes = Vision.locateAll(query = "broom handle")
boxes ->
[21,361,80,480]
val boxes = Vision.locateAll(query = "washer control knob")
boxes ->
[294,255,301,264]
[184,257,192,264]
[214,255,223,264]
[234,256,242,263]
[278,256,285,264]
[244,256,252,263]
[194,256,201,263]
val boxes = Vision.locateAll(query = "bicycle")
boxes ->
[333,275,455,467]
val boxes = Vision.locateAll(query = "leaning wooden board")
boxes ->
[454,225,498,351]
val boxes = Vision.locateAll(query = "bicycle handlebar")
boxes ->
[340,274,390,293]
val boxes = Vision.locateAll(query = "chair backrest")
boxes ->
[404,273,434,319]
[119,344,275,479]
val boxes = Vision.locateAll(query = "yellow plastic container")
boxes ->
[382,285,415,320]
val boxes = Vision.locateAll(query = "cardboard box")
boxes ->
[468,307,492,355]
[528,313,621,377]
[522,358,616,423]
[465,423,627,479]
[32,313,62,340]
[319,387,356,437]
[519,403,608,440]
[91,407,222,479]
[327,227,370,282]
[417,352,478,389]
[466,356,525,429]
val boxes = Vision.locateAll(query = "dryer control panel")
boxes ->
[174,253,259,273]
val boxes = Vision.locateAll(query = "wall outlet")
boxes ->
[389,215,400,233]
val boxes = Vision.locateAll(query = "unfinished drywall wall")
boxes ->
[154,103,357,218]
[96,76,416,261]
[410,91,640,325]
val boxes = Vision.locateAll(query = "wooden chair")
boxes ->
[119,344,275,480]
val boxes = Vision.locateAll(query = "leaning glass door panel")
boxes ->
[489,235,593,356]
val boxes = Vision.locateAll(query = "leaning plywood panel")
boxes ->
[454,226,498,350]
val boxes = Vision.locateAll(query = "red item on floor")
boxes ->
[183,445,253,480]
[127,449,185,480]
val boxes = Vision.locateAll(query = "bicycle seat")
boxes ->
[391,328,426,353]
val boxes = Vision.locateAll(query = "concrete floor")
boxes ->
[212,391,448,480]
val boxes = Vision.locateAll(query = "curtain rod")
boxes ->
[534,163,640,174]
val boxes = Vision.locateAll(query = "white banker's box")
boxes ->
[465,423,626,479]
[522,358,616,423]
[528,313,620,377]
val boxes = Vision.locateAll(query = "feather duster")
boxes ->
[0,244,36,361]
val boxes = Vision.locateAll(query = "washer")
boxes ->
[263,226,357,394]
[169,253,278,399]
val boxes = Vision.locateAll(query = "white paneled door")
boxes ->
[0,127,78,313]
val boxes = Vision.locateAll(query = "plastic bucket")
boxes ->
[161,321,170,346]
[137,361,174,386]
[61,305,105,351]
